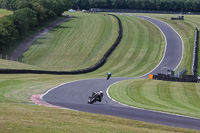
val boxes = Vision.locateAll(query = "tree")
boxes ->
[12,7,38,35]
[0,16,18,51]
[106,0,113,8]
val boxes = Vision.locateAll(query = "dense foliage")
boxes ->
[71,0,200,12]
[0,0,72,52]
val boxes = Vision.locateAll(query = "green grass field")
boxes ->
[1,12,200,132]
[89,14,165,77]
[109,78,200,118]
[1,103,197,133]
[21,12,118,71]
[0,9,12,18]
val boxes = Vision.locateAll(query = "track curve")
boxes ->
[42,15,200,130]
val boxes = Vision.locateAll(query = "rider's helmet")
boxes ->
[99,91,103,96]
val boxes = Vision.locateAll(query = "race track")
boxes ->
[42,15,200,130]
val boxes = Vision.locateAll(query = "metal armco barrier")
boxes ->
[0,14,123,75]
[174,68,186,77]
[192,27,199,76]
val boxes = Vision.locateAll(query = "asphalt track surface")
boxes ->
[42,15,200,130]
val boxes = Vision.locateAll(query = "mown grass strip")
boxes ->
[21,12,118,71]
[90,14,165,77]
[109,78,200,118]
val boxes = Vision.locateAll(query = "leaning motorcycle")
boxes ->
[88,93,98,104]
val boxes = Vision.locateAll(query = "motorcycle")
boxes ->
[88,93,98,104]
[107,72,111,80]
[88,92,103,104]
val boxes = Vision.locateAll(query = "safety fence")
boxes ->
[0,14,123,75]
[0,54,24,63]
[174,68,186,77]
[192,27,199,76]
[90,8,200,15]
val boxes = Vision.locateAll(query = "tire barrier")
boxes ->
[192,27,199,76]
[171,17,184,20]
[151,73,198,83]
[0,14,123,75]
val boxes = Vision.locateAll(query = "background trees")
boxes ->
[0,16,18,51]
[0,0,72,52]
[71,0,200,12]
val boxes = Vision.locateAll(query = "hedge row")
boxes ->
[0,14,123,75]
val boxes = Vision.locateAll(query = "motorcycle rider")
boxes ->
[107,72,112,80]
[91,91,103,102]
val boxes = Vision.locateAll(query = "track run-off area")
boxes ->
[38,14,200,130]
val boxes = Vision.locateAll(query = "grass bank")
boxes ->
[88,14,165,77]
[4,12,165,78]
[109,78,200,118]
[21,12,118,71]
[1,102,197,133]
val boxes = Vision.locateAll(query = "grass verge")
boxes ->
[109,78,200,118]
[0,102,198,133]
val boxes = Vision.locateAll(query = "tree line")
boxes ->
[71,0,200,12]
[0,0,72,52]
